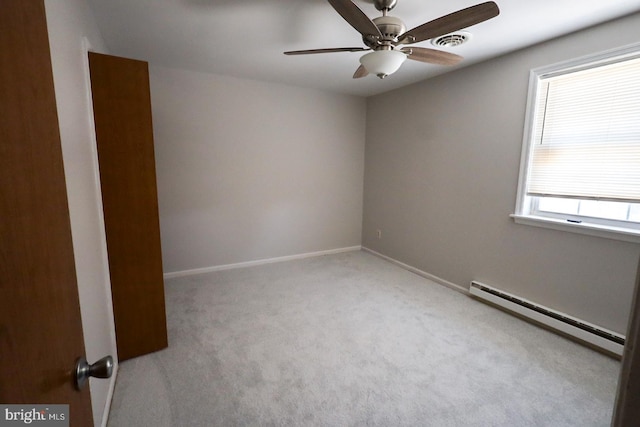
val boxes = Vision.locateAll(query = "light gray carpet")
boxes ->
[107,251,620,426]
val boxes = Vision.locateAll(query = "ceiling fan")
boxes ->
[284,0,500,79]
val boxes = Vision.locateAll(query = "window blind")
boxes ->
[527,56,640,202]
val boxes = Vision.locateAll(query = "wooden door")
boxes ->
[88,52,168,361]
[0,1,94,425]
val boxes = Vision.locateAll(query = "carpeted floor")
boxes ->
[107,251,620,426]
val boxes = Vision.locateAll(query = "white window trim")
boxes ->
[513,41,640,244]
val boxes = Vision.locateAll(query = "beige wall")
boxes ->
[44,1,117,426]
[150,67,366,273]
[363,12,640,334]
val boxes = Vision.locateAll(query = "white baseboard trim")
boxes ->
[100,363,118,427]
[164,246,362,279]
[362,246,469,295]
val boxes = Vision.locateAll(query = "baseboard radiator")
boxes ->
[469,281,625,356]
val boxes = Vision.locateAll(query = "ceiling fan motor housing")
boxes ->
[365,16,406,48]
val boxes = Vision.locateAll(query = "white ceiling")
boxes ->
[86,0,640,97]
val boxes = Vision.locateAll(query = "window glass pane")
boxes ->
[578,200,628,221]
[537,197,579,215]
[628,204,640,223]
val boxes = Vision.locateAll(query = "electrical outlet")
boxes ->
[376,229,382,239]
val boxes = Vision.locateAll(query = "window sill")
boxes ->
[510,214,640,244]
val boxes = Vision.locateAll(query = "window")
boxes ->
[513,43,640,243]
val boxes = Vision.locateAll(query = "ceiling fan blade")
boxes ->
[284,47,370,55]
[398,1,499,45]
[327,0,382,40]
[402,47,463,66]
[353,64,369,79]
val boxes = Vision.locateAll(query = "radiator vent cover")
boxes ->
[470,281,625,356]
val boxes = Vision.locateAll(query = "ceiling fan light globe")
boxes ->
[359,50,406,78]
